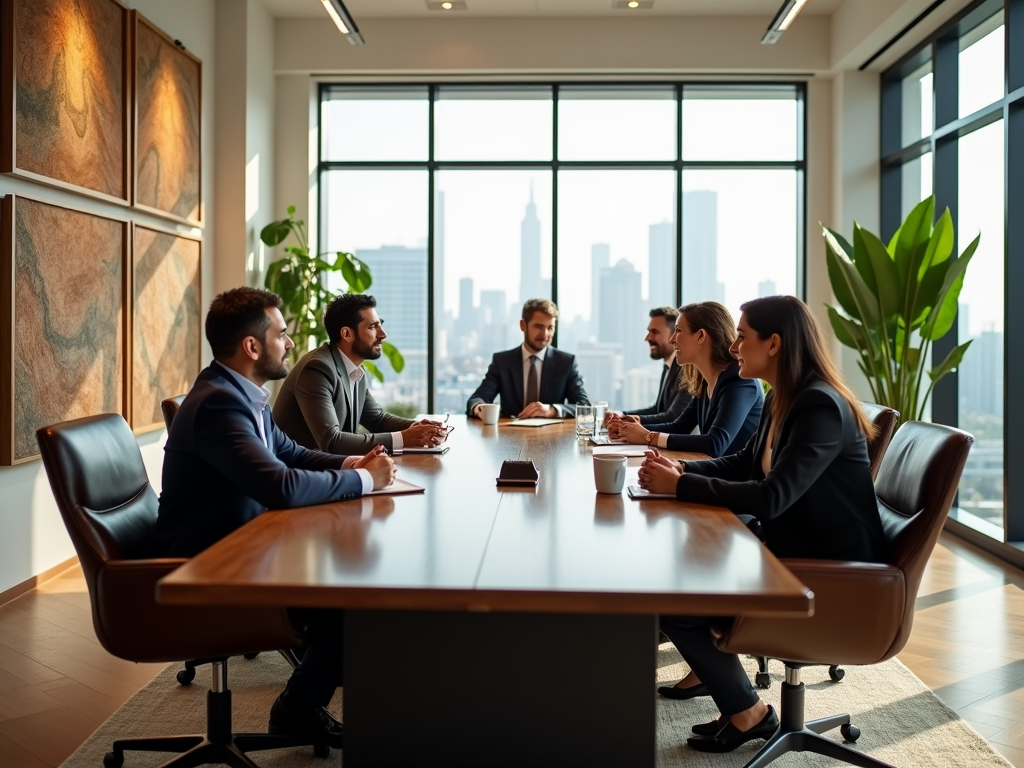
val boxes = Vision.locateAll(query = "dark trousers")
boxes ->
[660,615,758,717]
[283,609,344,708]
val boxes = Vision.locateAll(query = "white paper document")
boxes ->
[365,478,426,496]
[505,418,563,427]
[626,485,675,500]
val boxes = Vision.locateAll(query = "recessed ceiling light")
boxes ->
[761,0,809,44]
[628,1,639,6]
[612,0,653,8]
[426,0,467,9]
[320,0,364,44]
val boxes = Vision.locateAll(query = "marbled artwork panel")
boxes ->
[132,226,200,431]
[134,16,201,223]
[10,197,124,463]
[10,0,127,199]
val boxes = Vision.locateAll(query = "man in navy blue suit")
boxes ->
[466,298,590,419]
[157,287,395,749]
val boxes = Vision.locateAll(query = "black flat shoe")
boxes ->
[687,705,778,753]
[691,716,727,736]
[657,682,710,700]
[268,694,344,749]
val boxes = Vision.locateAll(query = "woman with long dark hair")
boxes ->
[639,295,886,754]
[608,302,762,456]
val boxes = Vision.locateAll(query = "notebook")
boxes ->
[505,418,562,427]
[398,445,450,455]
[626,485,675,500]
[365,478,426,496]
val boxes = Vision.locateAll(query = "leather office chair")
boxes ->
[714,420,973,768]
[36,413,330,768]
[751,402,901,689]
[160,395,301,686]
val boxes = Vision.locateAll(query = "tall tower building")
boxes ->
[598,259,644,372]
[520,186,543,304]
[591,243,610,331]
[648,221,675,309]
[682,191,725,305]
[435,191,446,324]
[758,279,777,297]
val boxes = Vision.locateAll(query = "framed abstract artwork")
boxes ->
[0,195,127,465]
[0,0,131,203]
[133,12,202,226]
[131,224,201,433]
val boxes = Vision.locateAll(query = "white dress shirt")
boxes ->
[339,352,404,451]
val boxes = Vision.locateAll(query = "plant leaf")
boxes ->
[927,340,973,382]
[260,220,293,247]
[826,305,864,350]
[363,360,384,384]
[853,225,902,319]
[340,253,373,293]
[922,232,980,340]
[381,341,405,373]
[892,196,934,283]
[823,228,880,326]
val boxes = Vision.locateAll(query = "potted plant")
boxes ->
[823,196,978,424]
[260,206,404,382]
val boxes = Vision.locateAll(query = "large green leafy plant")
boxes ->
[823,196,978,424]
[260,206,404,382]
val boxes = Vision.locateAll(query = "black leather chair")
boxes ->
[714,421,973,768]
[751,401,901,689]
[36,413,329,768]
[160,395,301,686]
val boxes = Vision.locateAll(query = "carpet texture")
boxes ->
[60,645,1012,768]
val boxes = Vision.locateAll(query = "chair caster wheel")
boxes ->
[314,743,331,758]
[755,672,771,689]
[176,668,195,685]
[103,751,124,768]
[243,653,259,660]
[840,723,860,743]
[829,664,845,682]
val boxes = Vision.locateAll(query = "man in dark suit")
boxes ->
[156,287,395,749]
[273,294,447,454]
[620,306,691,425]
[466,298,589,419]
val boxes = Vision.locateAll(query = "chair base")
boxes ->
[750,655,845,689]
[741,668,895,768]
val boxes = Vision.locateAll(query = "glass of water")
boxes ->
[575,404,596,440]
[593,401,608,436]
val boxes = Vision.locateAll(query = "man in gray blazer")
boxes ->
[621,306,691,425]
[273,294,447,454]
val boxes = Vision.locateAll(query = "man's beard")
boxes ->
[649,344,669,360]
[254,349,290,381]
[353,337,382,360]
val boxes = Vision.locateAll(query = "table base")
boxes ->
[344,610,658,768]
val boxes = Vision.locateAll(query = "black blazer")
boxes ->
[646,362,762,457]
[676,379,886,562]
[625,359,692,425]
[156,365,364,557]
[466,346,589,418]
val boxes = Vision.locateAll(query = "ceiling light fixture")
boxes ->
[320,0,364,45]
[761,0,809,44]
[442,1,452,7]
[628,1,639,7]
[426,1,467,9]
[612,0,653,7]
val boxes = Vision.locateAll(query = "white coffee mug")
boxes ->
[593,454,627,494]
[479,403,501,425]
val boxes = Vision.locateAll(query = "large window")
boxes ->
[881,0,1023,548]
[320,83,805,414]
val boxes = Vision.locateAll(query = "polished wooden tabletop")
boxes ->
[158,417,812,617]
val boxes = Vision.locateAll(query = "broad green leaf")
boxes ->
[287,205,296,216]
[853,225,901,318]
[920,208,954,275]
[823,229,880,326]
[363,360,384,384]
[823,226,854,259]
[340,253,373,293]
[922,233,979,340]
[893,196,934,283]
[381,341,405,373]
[927,340,973,382]
[826,305,864,351]
[260,220,293,247]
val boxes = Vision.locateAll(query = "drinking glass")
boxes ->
[575,404,596,440]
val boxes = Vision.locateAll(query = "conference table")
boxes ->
[158,416,812,768]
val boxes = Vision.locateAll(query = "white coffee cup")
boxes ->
[593,454,627,494]
[479,403,500,425]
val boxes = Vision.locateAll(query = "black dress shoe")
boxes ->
[687,705,778,753]
[657,682,710,700]
[268,694,344,749]
[691,716,727,736]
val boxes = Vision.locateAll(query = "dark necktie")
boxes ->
[657,365,669,408]
[525,355,540,405]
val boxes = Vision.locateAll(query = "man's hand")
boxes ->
[356,446,396,490]
[402,420,448,447]
[519,402,556,418]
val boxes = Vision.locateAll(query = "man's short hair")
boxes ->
[650,306,680,324]
[324,294,377,344]
[205,287,282,360]
[521,298,558,322]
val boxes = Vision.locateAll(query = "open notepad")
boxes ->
[505,418,562,427]
[398,445,450,455]
[626,485,675,500]
[365,478,426,496]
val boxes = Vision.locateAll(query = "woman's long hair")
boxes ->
[676,302,738,396]
[740,295,876,438]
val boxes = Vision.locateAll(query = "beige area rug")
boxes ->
[61,646,1011,768]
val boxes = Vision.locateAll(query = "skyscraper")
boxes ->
[591,243,610,333]
[456,277,477,345]
[648,221,675,309]
[758,279,777,297]
[597,258,644,372]
[435,191,446,325]
[682,190,725,305]
[520,186,543,304]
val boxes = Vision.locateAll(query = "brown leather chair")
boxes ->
[161,394,187,431]
[36,413,330,768]
[714,420,973,768]
[751,401,901,689]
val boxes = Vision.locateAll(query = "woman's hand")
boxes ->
[638,451,682,494]
[612,420,653,445]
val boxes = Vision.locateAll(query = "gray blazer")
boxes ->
[273,343,413,454]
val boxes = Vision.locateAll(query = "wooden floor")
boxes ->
[0,533,1022,767]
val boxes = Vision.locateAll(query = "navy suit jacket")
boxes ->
[465,346,589,418]
[156,365,365,557]
[646,362,762,457]
[677,380,886,562]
